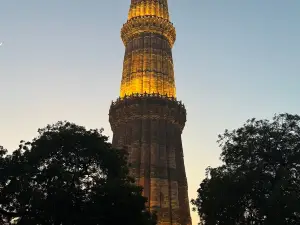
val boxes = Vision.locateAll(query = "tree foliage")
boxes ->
[0,121,156,225]
[192,113,300,225]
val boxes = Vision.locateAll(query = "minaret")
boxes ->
[109,1,192,225]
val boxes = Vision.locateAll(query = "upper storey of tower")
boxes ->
[119,0,177,98]
[121,0,176,48]
[128,0,170,20]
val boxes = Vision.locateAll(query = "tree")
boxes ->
[192,113,300,225]
[0,121,156,225]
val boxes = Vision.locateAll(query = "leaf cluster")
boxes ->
[192,114,300,225]
[0,121,155,225]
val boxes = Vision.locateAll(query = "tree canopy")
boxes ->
[0,121,156,225]
[192,113,300,225]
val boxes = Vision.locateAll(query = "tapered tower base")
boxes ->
[109,93,192,225]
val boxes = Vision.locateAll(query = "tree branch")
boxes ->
[0,207,19,217]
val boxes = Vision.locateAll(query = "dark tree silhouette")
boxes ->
[0,121,156,225]
[192,114,300,225]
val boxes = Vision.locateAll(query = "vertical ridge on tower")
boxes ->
[128,0,170,20]
[109,1,192,225]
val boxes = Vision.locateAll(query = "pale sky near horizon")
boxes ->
[0,1,300,224]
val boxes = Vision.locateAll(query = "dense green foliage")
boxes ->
[192,114,300,225]
[0,121,156,225]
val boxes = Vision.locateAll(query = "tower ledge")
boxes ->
[121,16,176,47]
[109,93,186,133]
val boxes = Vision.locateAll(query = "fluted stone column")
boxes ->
[109,1,191,225]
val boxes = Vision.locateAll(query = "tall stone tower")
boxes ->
[109,1,192,225]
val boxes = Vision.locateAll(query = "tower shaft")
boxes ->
[120,0,176,98]
[109,1,191,225]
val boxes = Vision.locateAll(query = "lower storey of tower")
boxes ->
[109,94,192,225]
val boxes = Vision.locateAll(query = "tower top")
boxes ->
[128,0,170,20]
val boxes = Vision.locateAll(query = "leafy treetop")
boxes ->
[0,121,156,225]
[192,113,300,225]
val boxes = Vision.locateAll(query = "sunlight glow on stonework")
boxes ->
[128,0,170,20]
[119,0,176,98]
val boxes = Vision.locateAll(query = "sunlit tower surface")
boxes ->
[109,1,192,224]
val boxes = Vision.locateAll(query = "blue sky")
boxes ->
[0,1,299,224]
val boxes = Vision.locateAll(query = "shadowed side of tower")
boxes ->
[109,1,192,225]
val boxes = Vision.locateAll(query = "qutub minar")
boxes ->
[109,1,192,225]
